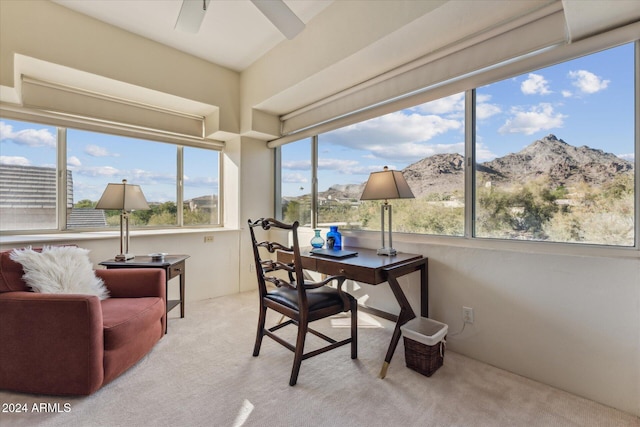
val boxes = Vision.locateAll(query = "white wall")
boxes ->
[0,230,241,302]
[238,137,274,292]
[343,231,640,416]
[0,0,240,136]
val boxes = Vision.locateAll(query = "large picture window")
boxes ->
[277,41,637,248]
[0,118,222,233]
[475,43,635,246]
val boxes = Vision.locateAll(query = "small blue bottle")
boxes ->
[310,229,324,248]
[326,226,342,250]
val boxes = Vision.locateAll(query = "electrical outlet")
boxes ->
[462,306,474,324]
[204,235,214,243]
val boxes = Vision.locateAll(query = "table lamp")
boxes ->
[96,179,149,261]
[360,166,414,256]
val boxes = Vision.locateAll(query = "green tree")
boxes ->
[74,199,96,208]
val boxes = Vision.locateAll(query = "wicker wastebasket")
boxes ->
[400,317,448,377]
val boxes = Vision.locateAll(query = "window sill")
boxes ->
[308,228,640,260]
[0,227,239,247]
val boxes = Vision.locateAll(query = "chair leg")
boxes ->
[289,320,308,386]
[351,302,358,359]
[253,305,267,357]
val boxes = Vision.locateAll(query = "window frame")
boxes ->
[0,113,223,234]
[275,39,640,255]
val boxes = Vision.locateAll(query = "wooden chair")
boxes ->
[248,218,358,386]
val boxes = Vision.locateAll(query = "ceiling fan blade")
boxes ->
[175,0,211,33]
[250,0,305,40]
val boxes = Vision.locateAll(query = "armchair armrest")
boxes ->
[0,292,104,395]
[96,268,166,300]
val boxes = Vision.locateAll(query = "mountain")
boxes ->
[318,134,633,200]
[478,134,634,187]
[403,152,465,196]
[322,183,366,201]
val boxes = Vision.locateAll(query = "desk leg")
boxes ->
[379,272,416,379]
[420,260,428,318]
[179,271,185,318]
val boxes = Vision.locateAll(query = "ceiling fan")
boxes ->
[175,0,305,39]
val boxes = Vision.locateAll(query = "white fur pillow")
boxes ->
[10,246,109,300]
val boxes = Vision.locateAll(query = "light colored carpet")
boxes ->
[1,291,638,427]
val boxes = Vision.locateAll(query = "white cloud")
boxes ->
[85,144,119,157]
[476,102,501,120]
[561,90,572,98]
[521,73,552,95]
[475,142,498,162]
[568,70,610,94]
[498,103,566,135]
[618,153,635,162]
[475,94,501,120]
[0,121,56,148]
[183,175,218,186]
[68,156,82,167]
[0,155,31,166]
[414,93,465,115]
[282,159,311,170]
[342,111,461,143]
[328,111,462,156]
[318,158,359,171]
[282,173,308,184]
[75,165,121,177]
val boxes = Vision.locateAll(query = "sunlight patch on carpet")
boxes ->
[232,399,254,427]
[330,311,382,328]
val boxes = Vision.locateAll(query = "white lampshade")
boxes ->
[360,166,414,256]
[95,179,149,261]
[360,166,414,201]
[95,179,149,211]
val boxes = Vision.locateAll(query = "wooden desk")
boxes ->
[279,247,428,378]
[99,255,189,334]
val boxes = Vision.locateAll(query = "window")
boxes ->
[280,138,312,226]
[475,43,635,246]
[317,94,466,236]
[67,129,178,228]
[0,118,222,233]
[277,41,637,248]
[183,146,220,226]
[0,119,59,231]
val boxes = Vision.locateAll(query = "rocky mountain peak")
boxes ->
[316,135,633,201]
[481,135,633,187]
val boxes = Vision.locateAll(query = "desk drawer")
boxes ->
[314,259,378,283]
[169,261,185,280]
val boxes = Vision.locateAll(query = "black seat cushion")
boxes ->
[265,286,351,312]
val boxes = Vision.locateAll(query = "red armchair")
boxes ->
[0,249,166,396]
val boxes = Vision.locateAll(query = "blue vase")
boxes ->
[310,229,324,248]
[326,226,342,250]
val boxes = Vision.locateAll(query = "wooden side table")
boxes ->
[99,255,189,333]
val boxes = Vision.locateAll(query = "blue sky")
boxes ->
[282,42,635,196]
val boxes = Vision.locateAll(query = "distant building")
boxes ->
[0,164,106,230]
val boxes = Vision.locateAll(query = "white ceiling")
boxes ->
[52,0,333,72]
